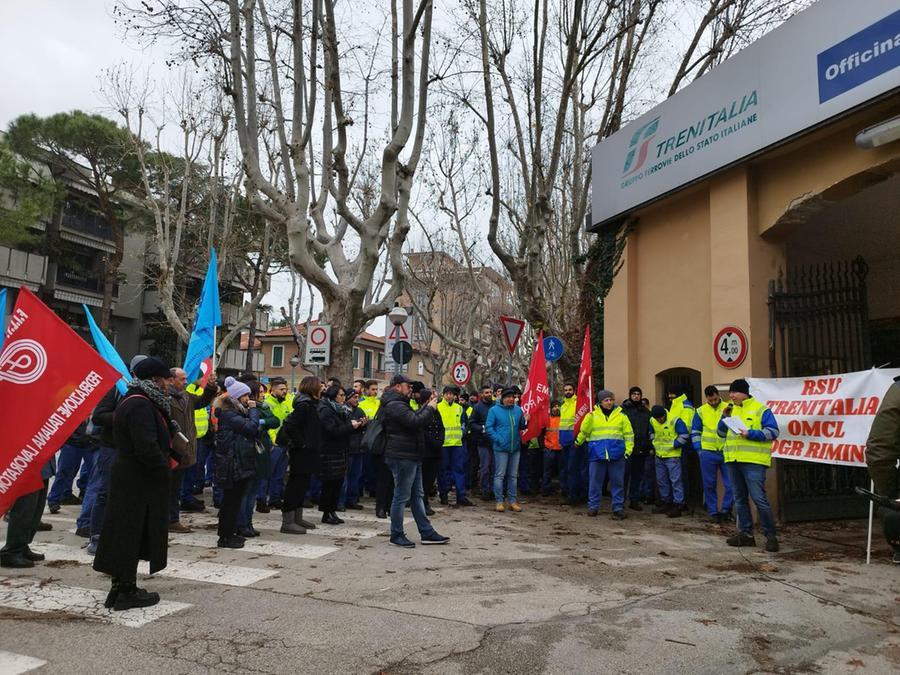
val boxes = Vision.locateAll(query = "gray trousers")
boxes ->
[1,482,48,557]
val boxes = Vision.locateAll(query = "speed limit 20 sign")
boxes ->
[714,326,748,369]
[451,361,472,386]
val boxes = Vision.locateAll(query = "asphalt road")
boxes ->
[0,492,897,674]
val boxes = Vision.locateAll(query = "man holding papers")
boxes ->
[718,378,781,553]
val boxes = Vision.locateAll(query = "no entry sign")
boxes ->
[451,361,472,386]
[304,325,332,366]
[714,326,748,369]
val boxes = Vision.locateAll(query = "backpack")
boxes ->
[360,406,387,456]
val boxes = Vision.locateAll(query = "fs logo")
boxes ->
[0,339,48,385]
[622,116,660,177]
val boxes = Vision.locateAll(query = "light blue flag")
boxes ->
[0,288,7,354]
[183,248,222,383]
[83,304,129,395]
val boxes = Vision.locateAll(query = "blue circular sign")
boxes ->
[543,336,564,362]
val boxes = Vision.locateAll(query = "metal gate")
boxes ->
[767,256,871,521]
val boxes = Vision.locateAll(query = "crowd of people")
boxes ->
[1,353,789,611]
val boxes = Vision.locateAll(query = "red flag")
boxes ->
[198,357,213,387]
[0,288,121,516]
[520,330,550,443]
[573,326,594,437]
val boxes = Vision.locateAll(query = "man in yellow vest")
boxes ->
[691,385,734,523]
[718,378,780,552]
[559,383,578,502]
[256,377,294,512]
[649,405,690,517]
[179,375,218,513]
[437,386,472,507]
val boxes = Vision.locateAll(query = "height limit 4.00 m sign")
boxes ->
[714,326,748,369]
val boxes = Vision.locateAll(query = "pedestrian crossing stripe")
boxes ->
[0,576,191,628]
[32,543,278,587]
[169,532,338,559]
[0,650,47,674]
[180,513,382,539]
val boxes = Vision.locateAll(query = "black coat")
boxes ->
[280,395,323,475]
[93,387,171,578]
[215,397,262,489]
[317,400,353,480]
[466,400,492,447]
[422,407,445,459]
[381,389,435,461]
[92,387,121,448]
[347,405,366,455]
[622,399,653,454]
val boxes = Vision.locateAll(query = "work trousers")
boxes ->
[588,458,626,512]
[1,483,48,557]
[699,450,734,516]
[218,478,250,539]
[656,456,684,505]
[438,445,467,501]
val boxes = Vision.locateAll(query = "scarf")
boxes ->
[129,378,172,417]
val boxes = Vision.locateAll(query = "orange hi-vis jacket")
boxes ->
[544,415,562,451]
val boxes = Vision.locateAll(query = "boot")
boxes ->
[280,510,306,535]
[651,502,671,515]
[295,508,316,530]
[112,584,160,611]
[629,500,643,511]
[322,511,341,525]
[666,504,683,518]
[104,579,121,609]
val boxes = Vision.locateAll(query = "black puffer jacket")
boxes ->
[419,390,445,459]
[92,387,122,448]
[348,405,366,455]
[280,394,323,475]
[317,399,354,480]
[215,396,262,488]
[381,389,435,461]
[622,399,653,454]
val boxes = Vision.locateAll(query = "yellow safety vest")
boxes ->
[696,403,726,452]
[359,397,381,419]
[650,416,682,459]
[723,397,772,467]
[410,399,420,411]
[437,400,463,447]
[186,384,209,438]
[669,394,695,430]
[264,392,295,445]
[559,396,577,431]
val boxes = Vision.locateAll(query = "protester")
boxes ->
[381,374,449,548]
[865,375,900,564]
[668,384,699,512]
[650,405,689,518]
[559,383,579,503]
[621,386,652,510]
[485,387,526,512]
[692,385,734,523]
[419,386,445,516]
[541,400,563,495]
[437,385,472,507]
[93,356,173,611]
[47,421,96,521]
[257,377,293,513]
[0,458,55,568]
[577,390,634,519]
[318,385,365,525]
[237,382,280,537]
[359,379,381,502]
[278,376,324,534]
[340,390,368,510]
[719,378,780,552]
[214,377,263,548]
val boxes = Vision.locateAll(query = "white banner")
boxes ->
[747,369,900,468]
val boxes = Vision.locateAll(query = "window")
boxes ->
[377,352,384,372]
[272,344,284,368]
[363,350,373,378]
[353,348,359,369]
[417,361,424,376]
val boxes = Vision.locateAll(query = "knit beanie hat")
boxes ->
[628,386,642,397]
[597,389,614,402]
[729,379,751,396]
[129,354,149,374]
[650,405,667,419]
[225,376,251,399]
[132,357,170,380]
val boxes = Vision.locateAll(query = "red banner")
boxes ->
[520,331,550,443]
[0,288,120,516]
[573,326,593,437]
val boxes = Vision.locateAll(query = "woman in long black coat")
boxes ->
[278,376,324,534]
[317,385,363,524]
[93,357,173,612]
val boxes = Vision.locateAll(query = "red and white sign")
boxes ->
[304,324,331,366]
[714,326,748,369]
[388,323,409,340]
[499,316,526,355]
[0,288,120,516]
[451,361,472,387]
[384,311,414,372]
[748,368,900,468]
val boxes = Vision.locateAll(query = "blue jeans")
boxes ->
[542,450,562,490]
[566,444,588,499]
[340,454,365,507]
[656,456,684,504]
[237,478,256,529]
[588,458,626,511]
[257,445,288,503]
[76,446,115,532]
[558,444,571,495]
[493,450,520,503]
[699,451,734,516]
[48,444,94,505]
[385,458,435,539]
[478,445,493,495]
[438,446,467,501]
[728,462,776,537]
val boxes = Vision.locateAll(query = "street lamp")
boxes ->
[388,304,408,376]
[289,353,300,391]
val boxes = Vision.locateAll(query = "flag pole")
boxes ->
[865,479,874,565]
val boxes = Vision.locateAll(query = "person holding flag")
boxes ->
[570,326,594,504]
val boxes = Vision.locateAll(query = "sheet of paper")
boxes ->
[723,416,748,434]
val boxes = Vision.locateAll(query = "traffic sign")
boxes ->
[543,336,564,362]
[391,340,413,365]
[304,324,331,366]
[451,361,472,386]
[385,311,414,371]
[713,326,748,369]
[499,316,526,354]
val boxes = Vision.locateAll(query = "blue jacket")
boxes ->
[485,404,525,454]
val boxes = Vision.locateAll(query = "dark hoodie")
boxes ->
[279,394,323,474]
[381,388,436,462]
[621,399,652,454]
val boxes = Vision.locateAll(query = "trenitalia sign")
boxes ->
[591,0,900,228]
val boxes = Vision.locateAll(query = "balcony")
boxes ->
[219,347,264,372]
[0,245,47,289]
[61,200,114,242]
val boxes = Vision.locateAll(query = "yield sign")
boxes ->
[499,316,526,355]
[388,323,409,340]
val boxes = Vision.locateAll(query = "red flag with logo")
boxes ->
[0,288,121,516]
[573,326,593,437]
[520,331,550,444]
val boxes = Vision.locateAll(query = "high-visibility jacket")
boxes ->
[410,399,420,411]
[692,402,726,452]
[186,383,210,439]
[559,396,577,446]
[718,397,779,467]
[650,416,690,459]
[264,392,294,445]
[544,415,561,451]
[437,400,464,447]
[359,396,381,419]
[668,394,695,433]
[575,406,634,461]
